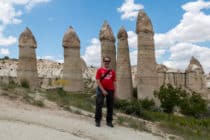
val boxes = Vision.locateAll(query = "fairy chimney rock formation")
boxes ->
[62,26,83,92]
[17,27,39,89]
[186,56,204,91]
[186,56,204,73]
[116,26,133,100]
[99,21,116,70]
[136,10,158,100]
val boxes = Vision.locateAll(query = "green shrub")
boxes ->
[3,56,9,60]
[8,80,18,89]
[139,98,155,111]
[114,99,130,110]
[154,84,208,117]
[115,99,143,117]
[21,79,29,88]
[34,100,44,107]
[154,84,180,113]
[180,92,207,117]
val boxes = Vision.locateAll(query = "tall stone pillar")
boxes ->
[116,27,133,100]
[186,56,204,91]
[136,10,158,100]
[99,21,116,70]
[62,26,83,92]
[17,27,39,89]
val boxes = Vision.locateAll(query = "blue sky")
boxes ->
[0,0,210,73]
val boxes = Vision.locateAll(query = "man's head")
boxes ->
[103,56,111,68]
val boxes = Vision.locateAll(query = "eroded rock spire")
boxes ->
[62,26,83,92]
[62,26,80,48]
[136,10,154,34]
[17,27,39,89]
[99,21,116,70]
[19,27,37,48]
[136,10,158,100]
[117,26,133,100]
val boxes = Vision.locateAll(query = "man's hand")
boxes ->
[102,90,108,96]
[114,92,118,99]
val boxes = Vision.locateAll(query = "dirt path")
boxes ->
[0,97,163,140]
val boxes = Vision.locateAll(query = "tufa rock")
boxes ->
[99,21,116,70]
[17,27,39,89]
[136,10,154,34]
[62,26,80,48]
[116,26,133,100]
[136,10,158,101]
[19,27,37,48]
[62,26,84,92]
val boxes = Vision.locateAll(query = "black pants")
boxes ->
[95,90,114,123]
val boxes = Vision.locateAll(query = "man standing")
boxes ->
[95,56,116,127]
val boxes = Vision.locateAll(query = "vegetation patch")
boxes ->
[20,79,30,89]
[45,88,94,112]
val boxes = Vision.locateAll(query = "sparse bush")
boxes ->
[34,100,44,107]
[133,87,137,99]
[48,79,52,86]
[115,99,143,117]
[46,88,94,112]
[154,84,180,113]
[0,79,18,90]
[3,56,9,60]
[139,98,155,111]
[154,84,208,117]
[114,99,130,110]
[21,79,30,88]
[180,92,207,117]
[8,80,18,89]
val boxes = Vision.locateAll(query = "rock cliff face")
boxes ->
[0,59,86,79]
[0,58,209,99]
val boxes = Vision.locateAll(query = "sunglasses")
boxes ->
[104,60,111,63]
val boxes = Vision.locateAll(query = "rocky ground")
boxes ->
[0,96,164,140]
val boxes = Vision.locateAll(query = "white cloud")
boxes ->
[155,49,166,59]
[127,31,137,48]
[129,50,137,65]
[117,0,144,21]
[182,0,210,13]
[25,0,51,11]
[82,38,101,67]
[0,35,17,46]
[155,0,210,45]
[41,55,54,60]
[38,55,64,63]
[0,0,51,47]
[154,0,210,73]
[82,33,138,67]
[0,48,10,55]
[164,42,210,73]
[0,1,22,25]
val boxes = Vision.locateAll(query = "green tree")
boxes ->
[154,84,180,113]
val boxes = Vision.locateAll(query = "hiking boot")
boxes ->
[106,122,114,127]
[95,122,100,127]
